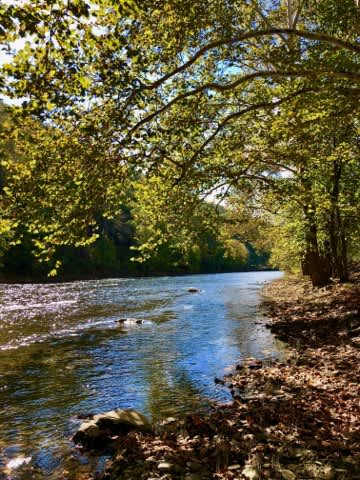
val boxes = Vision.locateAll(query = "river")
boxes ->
[0,271,285,479]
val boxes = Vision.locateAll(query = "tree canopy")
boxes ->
[0,0,359,284]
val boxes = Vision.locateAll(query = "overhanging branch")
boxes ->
[124,69,360,143]
[140,28,360,91]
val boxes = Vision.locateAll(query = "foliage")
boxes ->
[253,91,360,282]
[0,1,359,282]
[0,200,267,279]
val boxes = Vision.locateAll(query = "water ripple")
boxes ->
[0,271,285,479]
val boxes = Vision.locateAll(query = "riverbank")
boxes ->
[95,273,360,480]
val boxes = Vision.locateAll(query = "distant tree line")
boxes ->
[0,204,269,280]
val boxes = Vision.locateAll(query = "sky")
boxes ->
[0,0,29,103]
[0,37,28,105]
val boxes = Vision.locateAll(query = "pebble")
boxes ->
[280,469,297,480]
[145,456,157,462]
[158,462,173,471]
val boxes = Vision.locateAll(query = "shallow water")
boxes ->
[0,271,285,478]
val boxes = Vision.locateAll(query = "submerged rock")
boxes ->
[73,408,152,450]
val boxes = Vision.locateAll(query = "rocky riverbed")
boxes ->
[89,273,360,480]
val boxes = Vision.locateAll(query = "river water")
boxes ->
[0,271,285,479]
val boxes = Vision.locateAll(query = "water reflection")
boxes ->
[143,358,208,420]
[0,271,284,478]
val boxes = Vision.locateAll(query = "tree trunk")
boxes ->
[338,230,349,282]
[302,251,331,287]
[302,211,331,287]
[328,159,349,282]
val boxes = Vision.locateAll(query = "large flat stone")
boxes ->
[73,408,152,449]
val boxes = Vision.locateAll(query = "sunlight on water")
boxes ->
[0,271,285,478]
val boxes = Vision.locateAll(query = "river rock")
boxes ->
[117,318,144,325]
[5,456,32,471]
[158,462,174,471]
[73,408,152,449]
[187,287,200,293]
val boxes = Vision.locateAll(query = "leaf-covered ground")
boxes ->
[96,274,360,480]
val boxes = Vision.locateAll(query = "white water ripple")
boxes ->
[1,300,77,312]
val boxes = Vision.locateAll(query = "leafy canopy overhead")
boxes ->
[0,0,359,276]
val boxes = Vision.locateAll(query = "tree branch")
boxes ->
[124,69,360,143]
[186,87,313,168]
[140,28,360,92]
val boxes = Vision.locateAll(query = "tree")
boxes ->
[204,86,360,285]
[257,91,360,285]
[0,105,132,271]
[0,0,359,282]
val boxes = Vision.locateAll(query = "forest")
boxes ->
[0,146,270,279]
[0,99,270,279]
[0,0,358,284]
[0,1,359,479]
